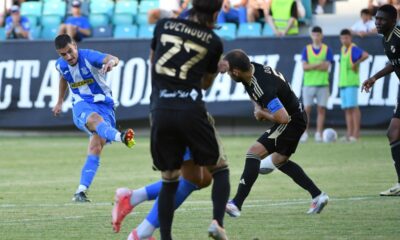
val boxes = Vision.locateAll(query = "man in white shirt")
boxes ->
[351,8,377,37]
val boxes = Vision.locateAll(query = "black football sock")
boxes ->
[158,179,179,240]
[278,160,322,198]
[232,154,260,210]
[211,168,230,227]
[390,140,400,183]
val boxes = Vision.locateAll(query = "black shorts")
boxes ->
[151,108,219,171]
[394,94,400,119]
[257,112,307,157]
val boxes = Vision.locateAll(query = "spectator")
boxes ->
[300,26,334,142]
[217,0,247,24]
[266,0,298,36]
[246,0,269,23]
[58,0,91,42]
[351,8,377,37]
[314,0,326,14]
[148,0,190,24]
[392,0,400,23]
[1,0,13,27]
[296,0,306,19]
[5,5,30,39]
[368,0,390,15]
[338,29,369,142]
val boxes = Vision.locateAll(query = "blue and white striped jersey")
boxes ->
[55,49,114,106]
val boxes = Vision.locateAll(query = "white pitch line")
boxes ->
[0,196,381,225]
[0,196,378,209]
[1,215,83,223]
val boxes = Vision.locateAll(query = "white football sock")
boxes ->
[115,132,122,142]
[136,219,156,239]
[76,184,87,194]
[130,187,148,206]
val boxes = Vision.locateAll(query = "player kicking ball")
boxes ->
[219,49,329,217]
[52,34,136,202]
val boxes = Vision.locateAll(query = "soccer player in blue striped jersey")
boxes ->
[52,34,135,202]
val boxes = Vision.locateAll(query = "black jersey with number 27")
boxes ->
[150,18,223,110]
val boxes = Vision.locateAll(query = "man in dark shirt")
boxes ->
[148,0,230,239]
[219,49,329,218]
[362,4,400,196]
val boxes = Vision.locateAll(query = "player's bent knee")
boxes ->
[272,154,289,165]
[209,165,229,177]
[161,169,180,181]
[88,144,102,155]
[248,142,268,157]
[86,113,104,128]
[387,125,400,143]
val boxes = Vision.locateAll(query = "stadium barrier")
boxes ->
[0,36,396,128]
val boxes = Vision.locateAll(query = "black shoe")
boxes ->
[72,191,91,202]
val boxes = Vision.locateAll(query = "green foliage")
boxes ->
[0,135,399,240]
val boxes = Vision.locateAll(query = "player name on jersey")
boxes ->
[163,20,214,44]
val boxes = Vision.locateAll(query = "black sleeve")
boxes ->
[151,20,163,51]
[206,40,223,74]
[291,2,298,19]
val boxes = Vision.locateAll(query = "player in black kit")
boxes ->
[149,0,230,239]
[219,49,329,217]
[362,4,400,196]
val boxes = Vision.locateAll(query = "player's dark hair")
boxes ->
[190,0,223,27]
[223,49,251,72]
[340,29,351,36]
[54,34,74,49]
[360,8,371,16]
[311,26,323,33]
[378,4,398,21]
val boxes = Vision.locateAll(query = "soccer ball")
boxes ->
[259,157,275,175]
[322,128,337,143]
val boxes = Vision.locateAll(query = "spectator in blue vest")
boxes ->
[217,0,248,24]
[5,5,30,39]
[58,0,91,41]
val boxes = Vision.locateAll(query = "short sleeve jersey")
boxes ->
[55,49,113,106]
[150,18,223,110]
[245,62,302,115]
[382,26,400,78]
[301,45,334,63]
[348,45,364,63]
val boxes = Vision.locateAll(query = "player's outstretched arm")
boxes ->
[52,76,68,116]
[362,64,394,92]
[101,55,119,74]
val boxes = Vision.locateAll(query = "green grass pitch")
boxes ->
[1,135,399,240]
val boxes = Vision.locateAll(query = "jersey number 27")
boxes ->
[156,34,207,80]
